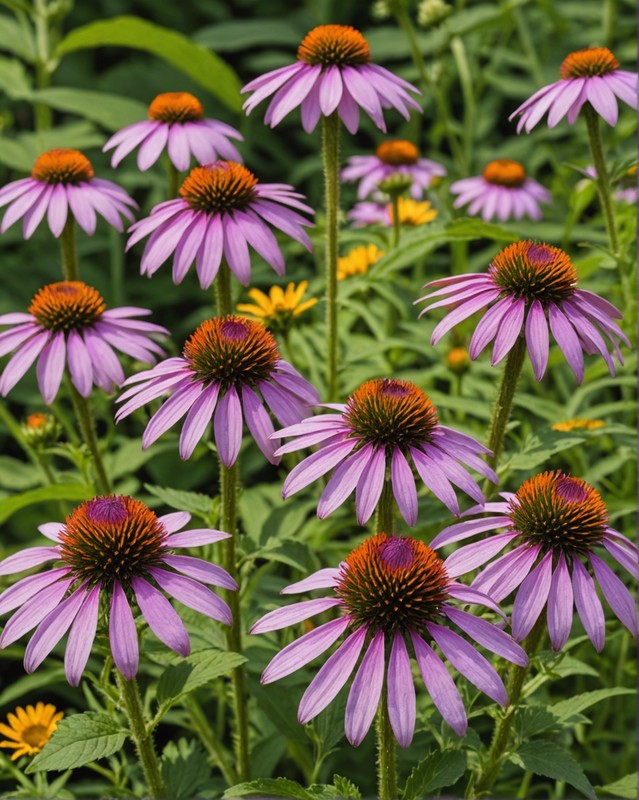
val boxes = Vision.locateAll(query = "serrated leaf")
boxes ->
[551,688,636,723]
[403,749,466,800]
[55,16,242,111]
[30,88,147,131]
[144,483,215,519]
[161,738,211,799]
[597,773,638,799]
[157,650,246,706]
[223,778,342,799]
[0,483,92,526]
[27,712,126,773]
[509,741,595,799]
[331,775,361,799]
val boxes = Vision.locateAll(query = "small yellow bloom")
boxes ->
[552,419,605,432]
[237,281,317,329]
[337,244,385,280]
[389,198,438,226]
[446,347,470,374]
[0,703,63,760]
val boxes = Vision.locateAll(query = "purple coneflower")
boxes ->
[416,240,629,382]
[0,149,136,238]
[242,25,421,133]
[342,140,446,199]
[347,197,438,229]
[116,315,319,466]
[450,159,550,222]
[126,160,313,288]
[274,378,496,526]
[103,91,243,172]
[0,495,235,685]
[0,281,167,403]
[510,47,637,132]
[251,533,527,746]
[432,471,639,650]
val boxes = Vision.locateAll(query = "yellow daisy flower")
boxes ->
[237,281,317,331]
[552,419,605,432]
[390,197,438,226]
[0,703,63,760]
[337,244,385,280]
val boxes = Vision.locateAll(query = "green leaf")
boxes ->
[157,650,246,706]
[194,19,301,52]
[551,688,636,723]
[0,55,32,99]
[331,775,361,800]
[144,483,215,520]
[30,88,147,130]
[0,668,67,707]
[0,122,104,171]
[0,457,41,490]
[161,738,212,799]
[509,741,595,799]
[55,16,242,111]
[0,16,36,62]
[223,778,343,799]
[0,483,92,526]
[403,749,467,800]
[27,712,126,773]
[597,773,638,799]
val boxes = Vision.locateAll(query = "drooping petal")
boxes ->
[511,550,553,641]
[355,446,386,525]
[546,553,573,650]
[110,582,139,679]
[390,448,418,527]
[132,577,190,656]
[345,630,385,746]
[65,585,100,686]
[281,567,342,595]
[148,567,231,626]
[444,607,528,666]
[250,597,342,634]
[318,443,374,520]
[590,554,639,637]
[571,558,605,652]
[386,633,416,747]
[24,586,87,673]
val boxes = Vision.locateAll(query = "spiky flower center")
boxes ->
[560,47,619,79]
[148,91,204,123]
[297,24,371,67]
[183,315,279,389]
[336,533,449,634]
[345,378,439,450]
[509,471,608,556]
[28,282,105,332]
[31,149,94,185]
[489,240,577,305]
[179,161,258,213]
[376,140,420,166]
[482,159,527,188]
[58,496,168,587]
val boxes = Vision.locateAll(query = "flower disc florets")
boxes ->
[148,91,204,122]
[490,240,577,305]
[482,159,527,187]
[560,47,619,79]
[28,282,106,332]
[376,140,420,166]
[336,533,449,633]
[183,315,280,389]
[297,24,371,67]
[58,496,168,587]
[31,149,94,184]
[345,379,438,450]
[179,161,258,213]
[509,471,608,555]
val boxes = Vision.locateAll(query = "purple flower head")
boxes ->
[0,281,167,404]
[116,314,320,466]
[103,91,244,172]
[241,24,421,134]
[251,532,527,747]
[126,160,314,289]
[416,239,630,383]
[432,471,639,651]
[0,149,137,239]
[0,495,236,685]
[510,47,637,133]
[274,378,497,526]
[342,140,446,200]
[450,159,550,222]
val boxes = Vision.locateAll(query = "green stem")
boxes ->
[168,162,180,200]
[376,477,395,534]
[32,0,53,131]
[68,382,111,494]
[219,460,250,781]
[390,195,401,249]
[216,261,233,317]
[470,618,546,797]
[484,335,527,479]
[583,104,620,259]
[60,218,79,281]
[115,673,165,798]
[184,696,236,786]
[321,112,340,402]
[376,682,397,800]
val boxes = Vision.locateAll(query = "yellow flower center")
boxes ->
[28,282,106,332]
[375,140,420,166]
[148,91,204,123]
[179,162,258,213]
[31,149,94,184]
[560,47,619,79]
[482,159,527,188]
[297,24,371,67]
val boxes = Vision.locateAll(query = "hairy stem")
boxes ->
[116,673,165,798]
[216,260,233,317]
[168,162,180,200]
[390,195,401,249]
[376,477,395,534]
[322,112,340,401]
[376,682,397,800]
[68,382,111,494]
[60,218,79,281]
